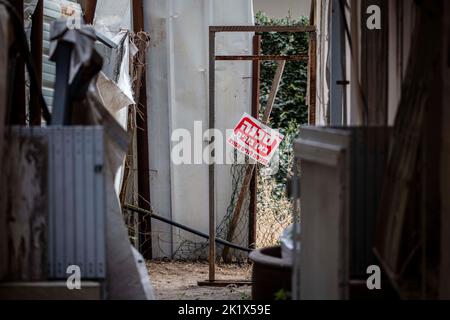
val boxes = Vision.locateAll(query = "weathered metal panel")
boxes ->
[53,127,64,277]
[84,128,95,278]
[94,129,106,278]
[47,127,106,280]
[74,128,85,276]
[47,127,55,278]
[63,128,75,269]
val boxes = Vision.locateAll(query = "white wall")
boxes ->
[144,0,254,259]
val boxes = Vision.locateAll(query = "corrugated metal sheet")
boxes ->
[8,127,106,280]
[48,126,106,280]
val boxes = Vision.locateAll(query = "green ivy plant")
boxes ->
[257,11,309,132]
[256,12,309,192]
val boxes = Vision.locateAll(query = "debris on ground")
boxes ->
[147,261,252,300]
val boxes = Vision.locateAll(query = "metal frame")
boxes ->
[205,25,316,286]
[132,0,153,260]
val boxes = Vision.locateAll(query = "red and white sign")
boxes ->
[227,113,284,166]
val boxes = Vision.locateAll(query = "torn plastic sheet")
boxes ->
[97,72,134,117]
[100,32,135,194]
[96,71,134,195]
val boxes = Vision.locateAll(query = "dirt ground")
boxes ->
[147,260,253,300]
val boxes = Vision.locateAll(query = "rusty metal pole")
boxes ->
[30,0,43,126]
[9,0,26,125]
[83,0,97,24]
[249,34,261,250]
[208,28,216,282]
[132,0,152,259]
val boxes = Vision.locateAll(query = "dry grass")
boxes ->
[256,176,293,248]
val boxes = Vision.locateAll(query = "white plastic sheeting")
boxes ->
[93,1,136,195]
[145,0,254,258]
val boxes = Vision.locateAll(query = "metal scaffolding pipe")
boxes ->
[123,205,252,253]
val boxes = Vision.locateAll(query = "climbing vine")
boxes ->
[256,12,309,191]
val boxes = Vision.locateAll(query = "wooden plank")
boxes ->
[262,61,286,121]
[360,0,389,125]
[375,0,443,279]
[210,25,316,33]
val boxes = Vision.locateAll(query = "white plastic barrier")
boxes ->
[145,0,254,258]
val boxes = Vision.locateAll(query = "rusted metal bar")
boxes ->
[215,55,308,61]
[308,32,317,125]
[30,0,43,126]
[9,0,26,125]
[198,280,252,287]
[210,25,316,33]
[249,35,261,250]
[263,61,286,120]
[83,0,97,24]
[222,61,286,263]
[207,23,313,281]
[132,0,152,259]
[208,29,216,282]
[124,205,252,253]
